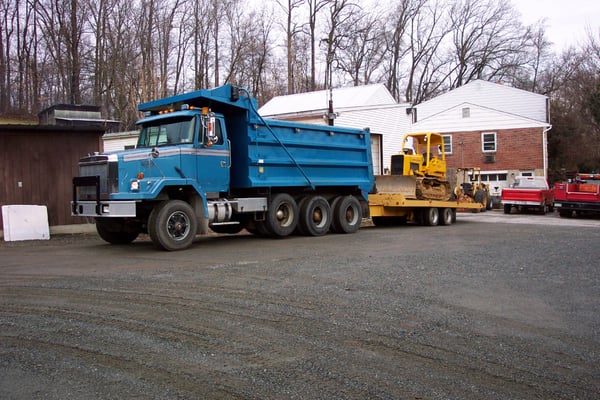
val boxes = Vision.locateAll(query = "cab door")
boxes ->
[193,115,230,194]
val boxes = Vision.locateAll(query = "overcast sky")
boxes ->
[513,0,598,50]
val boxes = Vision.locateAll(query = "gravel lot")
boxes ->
[1,212,599,399]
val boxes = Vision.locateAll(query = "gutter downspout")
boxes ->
[543,125,552,180]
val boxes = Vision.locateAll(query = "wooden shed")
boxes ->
[0,125,105,229]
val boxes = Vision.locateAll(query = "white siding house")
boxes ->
[259,85,412,174]
[412,80,551,197]
[415,79,549,123]
[103,130,138,152]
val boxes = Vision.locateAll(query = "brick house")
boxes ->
[411,80,551,196]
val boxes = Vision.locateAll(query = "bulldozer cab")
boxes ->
[391,132,446,179]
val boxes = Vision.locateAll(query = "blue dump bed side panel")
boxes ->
[229,117,374,197]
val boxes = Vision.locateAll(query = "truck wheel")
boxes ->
[424,207,439,226]
[264,193,298,237]
[149,200,197,251]
[440,208,453,225]
[298,196,332,236]
[559,209,572,218]
[503,204,511,214]
[486,196,493,210]
[95,218,140,244]
[474,189,486,206]
[330,195,362,233]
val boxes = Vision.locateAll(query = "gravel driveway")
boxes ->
[1,212,599,399]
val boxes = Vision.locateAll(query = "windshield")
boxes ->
[137,116,195,148]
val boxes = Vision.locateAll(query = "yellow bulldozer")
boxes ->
[376,132,452,201]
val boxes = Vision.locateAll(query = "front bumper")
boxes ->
[554,201,600,212]
[71,200,136,217]
[500,200,541,206]
[72,175,136,217]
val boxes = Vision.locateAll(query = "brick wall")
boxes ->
[445,127,544,171]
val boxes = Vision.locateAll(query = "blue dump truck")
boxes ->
[72,85,484,251]
[72,85,374,250]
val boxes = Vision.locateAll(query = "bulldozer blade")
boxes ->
[375,175,417,199]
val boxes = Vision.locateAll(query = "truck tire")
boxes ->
[559,209,572,218]
[440,208,453,225]
[486,196,493,210]
[474,189,486,210]
[264,193,298,237]
[330,195,362,234]
[298,196,332,236]
[148,200,197,251]
[503,204,511,214]
[424,207,439,226]
[95,217,140,244]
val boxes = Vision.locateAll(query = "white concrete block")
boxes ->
[2,205,50,241]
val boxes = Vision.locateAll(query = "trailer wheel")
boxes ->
[298,196,331,236]
[503,204,511,214]
[331,195,362,233]
[95,218,140,244]
[424,207,439,226]
[264,193,298,237]
[149,200,197,251]
[440,208,453,225]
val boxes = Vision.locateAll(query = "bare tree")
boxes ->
[321,0,359,89]
[381,0,426,101]
[103,1,143,129]
[401,0,452,103]
[0,0,15,113]
[447,0,527,88]
[304,0,328,91]
[35,0,87,104]
[335,6,385,86]
[276,0,304,94]
[190,0,212,89]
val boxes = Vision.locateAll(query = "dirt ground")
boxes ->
[1,213,599,399]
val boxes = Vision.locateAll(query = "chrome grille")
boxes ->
[78,155,119,199]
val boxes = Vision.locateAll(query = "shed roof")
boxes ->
[259,84,397,117]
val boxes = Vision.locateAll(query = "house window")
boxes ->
[462,107,470,118]
[481,132,497,152]
[442,135,452,154]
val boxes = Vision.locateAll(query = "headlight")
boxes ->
[130,180,140,191]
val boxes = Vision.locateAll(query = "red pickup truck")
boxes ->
[501,176,554,214]
[554,173,600,217]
